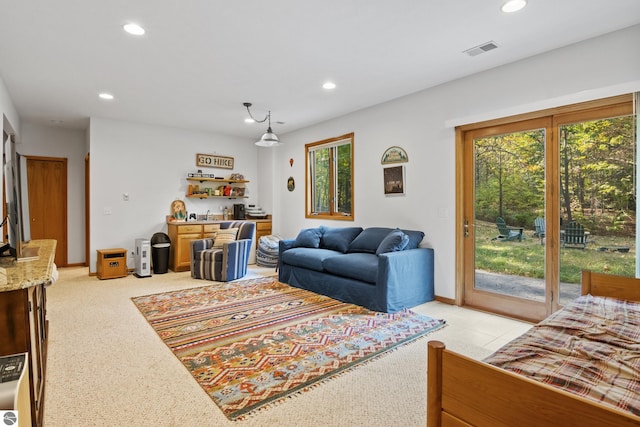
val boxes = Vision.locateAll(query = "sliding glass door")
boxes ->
[459,95,635,322]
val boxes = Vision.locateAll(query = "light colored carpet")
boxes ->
[44,267,531,426]
[131,277,445,420]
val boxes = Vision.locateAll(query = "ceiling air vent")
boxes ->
[463,41,498,57]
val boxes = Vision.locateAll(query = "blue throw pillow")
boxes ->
[401,229,425,249]
[320,226,363,253]
[348,227,393,253]
[376,229,410,255]
[292,228,323,248]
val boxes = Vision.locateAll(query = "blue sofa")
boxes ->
[278,226,434,313]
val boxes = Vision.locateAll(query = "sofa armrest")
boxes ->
[278,238,295,263]
[222,238,252,253]
[279,239,295,252]
[190,238,215,255]
[220,238,253,281]
[377,248,434,312]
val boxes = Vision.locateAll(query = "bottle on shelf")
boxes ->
[223,206,229,220]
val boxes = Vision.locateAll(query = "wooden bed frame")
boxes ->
[427,270,640,427]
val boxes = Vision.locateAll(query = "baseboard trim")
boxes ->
[434,295,455,305]
[65,262,85,268]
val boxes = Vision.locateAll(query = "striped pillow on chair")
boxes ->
[212,228,238,248]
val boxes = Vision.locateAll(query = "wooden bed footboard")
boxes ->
[426,271,640,427]
[581,270,640,301]
[426,341,638,427]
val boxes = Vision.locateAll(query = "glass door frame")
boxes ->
[456,95,633,323]
[462,117,553,322]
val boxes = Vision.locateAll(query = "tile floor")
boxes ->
[412,300,533,359]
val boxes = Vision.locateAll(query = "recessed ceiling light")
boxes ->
[123,23,145,36]
[244,118,255,123]
[501,0,527,13]
[99,93,114,100]
[323,82,336,90]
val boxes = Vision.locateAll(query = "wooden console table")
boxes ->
[0,239,57,427]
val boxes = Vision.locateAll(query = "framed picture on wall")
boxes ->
[383,166,405,196]
[381,146,408,164]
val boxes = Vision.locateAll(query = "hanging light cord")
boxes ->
[243,102,271,125]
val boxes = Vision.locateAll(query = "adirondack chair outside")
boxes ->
[534,217,545,245]
[562,221,588,249]
[493,217,523,241]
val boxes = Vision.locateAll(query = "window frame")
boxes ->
[305,132,354,220]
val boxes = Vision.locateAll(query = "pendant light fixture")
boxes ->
[243,102,282,147]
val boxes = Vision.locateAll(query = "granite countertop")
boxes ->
[0,239,57,292]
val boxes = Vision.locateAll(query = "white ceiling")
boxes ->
[1,1,639,140]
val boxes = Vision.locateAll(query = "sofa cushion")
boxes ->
[292,227,323,248]
[322,253,378,284]
[320,226,363,253]
[376,229,410,254]
[348,227,424,252]
[281,247,342,272]
[402,230,425,249]
[348,227,394,253]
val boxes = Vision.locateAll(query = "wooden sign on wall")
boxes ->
[196,153,234,169]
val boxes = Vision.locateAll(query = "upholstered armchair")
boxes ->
[190,221,255,281]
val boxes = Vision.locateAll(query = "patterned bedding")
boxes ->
[483,294,640,416]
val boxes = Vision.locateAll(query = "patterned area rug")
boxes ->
[131,277,445,420]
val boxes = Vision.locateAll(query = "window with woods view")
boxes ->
[306,133,354,220]
[459,94,637,322]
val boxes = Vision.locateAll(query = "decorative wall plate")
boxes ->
[381,146,408,164]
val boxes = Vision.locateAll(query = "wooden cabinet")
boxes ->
[255,220,273,245]
[168,223,215,272]
[0,285,46,426]
[0,285,48,426]
[202,224,218,239]
[0,239,56,427]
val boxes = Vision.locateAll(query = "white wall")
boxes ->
[270,24,640,299]
[4,25,639,295]
[2,77,87,265]
[19,123,86,264]
[88,118,258,272]
[1,75,20,137]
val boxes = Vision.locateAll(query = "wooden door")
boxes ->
[26,157,68,266]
